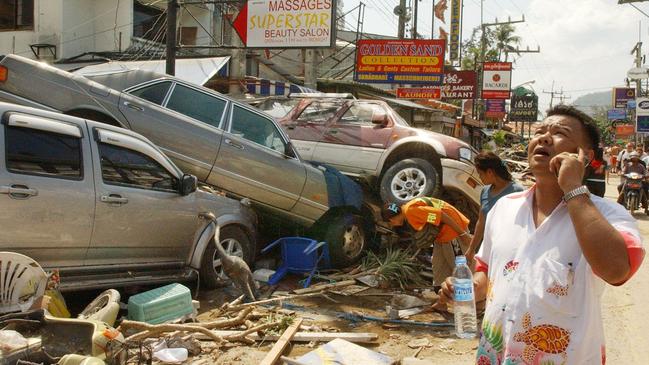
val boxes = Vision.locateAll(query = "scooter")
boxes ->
[623,172,646,215]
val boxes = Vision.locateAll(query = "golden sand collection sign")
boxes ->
[233,0,336,48]
[354,39,446,84]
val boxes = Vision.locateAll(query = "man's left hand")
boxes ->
[550,148,587,193]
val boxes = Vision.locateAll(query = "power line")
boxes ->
[629,3,649,18]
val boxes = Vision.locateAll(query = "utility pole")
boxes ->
[504,45,541,62]
[631,41,643,145]
[398,0,407,39]
[413,0,418,39]
[166,0,178,75]
[543,81,568,108]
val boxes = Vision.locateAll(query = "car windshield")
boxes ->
[256,98,301,118]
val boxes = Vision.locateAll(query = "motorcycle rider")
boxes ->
[617,151,649,213]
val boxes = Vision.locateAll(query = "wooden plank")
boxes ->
[259,318,303,365]
[292,279,356,295]
[198,330,379,343]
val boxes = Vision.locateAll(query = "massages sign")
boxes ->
[233,0,336,48]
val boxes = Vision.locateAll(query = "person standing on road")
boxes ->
[584,147,608,197]
[382,197,472,292]
[439,105,644,364]
[610,144,620,173]
[618,142,635,170]
[464,152,523,262]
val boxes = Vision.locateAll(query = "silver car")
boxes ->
[0,103,257,291]
[0,54,366,267]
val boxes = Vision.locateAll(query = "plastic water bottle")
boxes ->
[453,255,477,338]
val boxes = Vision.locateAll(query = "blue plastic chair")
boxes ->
[261,237,331,288]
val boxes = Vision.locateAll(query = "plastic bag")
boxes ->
[0,330,28,351]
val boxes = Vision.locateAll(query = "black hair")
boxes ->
[546,104,600,150]
[381,201,401,221]
[474,151,513,181]
[594,147,604,161]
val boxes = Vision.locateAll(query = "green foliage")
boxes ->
[461,24,522,70]
[493,130,507,146]
[482,320,505,353]
[361,247,425,290]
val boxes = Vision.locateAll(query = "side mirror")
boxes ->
[284,142,296,158]
[179,174,198,195]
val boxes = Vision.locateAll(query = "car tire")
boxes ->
[319,213,366,268]
[379,158,441,205]
[200,225,254,290]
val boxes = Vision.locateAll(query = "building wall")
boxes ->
[0,0,62,60]
[0,0,134,61]
[61,0,133,58]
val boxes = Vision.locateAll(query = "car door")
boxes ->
[118,81,226,181]
[0,113,94,268]
[283,100,339,160]
[87,127,199,266]
[313,102,394,174]
[210,104,306,211]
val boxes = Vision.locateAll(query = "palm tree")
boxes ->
[493,24,521,62]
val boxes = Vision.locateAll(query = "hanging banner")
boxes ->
[612,87,635,109]
[482,62,512,99]
[354,39,446,84]
[233,0,336,48]
[396,87,441,99]
[449,0,462,61]
[441,71,476,99]
[510,94,538,122]
[485,99,506,118]
[636,97,649,133]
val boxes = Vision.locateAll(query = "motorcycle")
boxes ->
[622,172,646,215]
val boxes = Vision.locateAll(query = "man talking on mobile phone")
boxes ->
[438,105,644,364]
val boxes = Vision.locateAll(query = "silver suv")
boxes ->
[0,103,257,291]
[0,54,366,267]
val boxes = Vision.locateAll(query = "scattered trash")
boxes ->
[152,340,189,363]
[127,283,194,324]
[0,329,28,352]
[390,294,430,310]
[386,306,426,320]
[78,289,120,326]
[254,268,277,283]
[0,252,48,314]
[406,338,430,349]
[355,274,380,288]
[297,339,394,365]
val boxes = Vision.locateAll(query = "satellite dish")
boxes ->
[393,5,405,16]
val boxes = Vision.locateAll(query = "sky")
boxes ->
[341,0,648,113]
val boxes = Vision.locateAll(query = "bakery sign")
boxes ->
[441,71,476,99]
[482,62,512,99]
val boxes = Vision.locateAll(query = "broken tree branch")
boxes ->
[121,320,224,343]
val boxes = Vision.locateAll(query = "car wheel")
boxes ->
[200,226,254,290]
[379,158,441,205]
[320,213,366,268]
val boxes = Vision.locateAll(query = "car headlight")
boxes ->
[459,147,475,164]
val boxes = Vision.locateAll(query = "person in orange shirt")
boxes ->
[382,197,473,291]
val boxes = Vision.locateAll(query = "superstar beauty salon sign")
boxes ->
[233,0,336,48]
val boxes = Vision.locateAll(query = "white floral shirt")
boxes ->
[474,187,644,365]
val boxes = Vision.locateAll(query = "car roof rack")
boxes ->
[288,92,356,100]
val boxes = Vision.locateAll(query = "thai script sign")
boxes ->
[233,0,335,48]
[441,71,476,99]
[607,109,627,121]
[354,39,446,84]
[612,87,635,109]
[510,94,538,122]
[482,62,512,99]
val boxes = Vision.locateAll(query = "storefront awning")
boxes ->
[72,57,230,86]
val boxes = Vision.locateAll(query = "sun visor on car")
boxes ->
[7,113,82,138]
